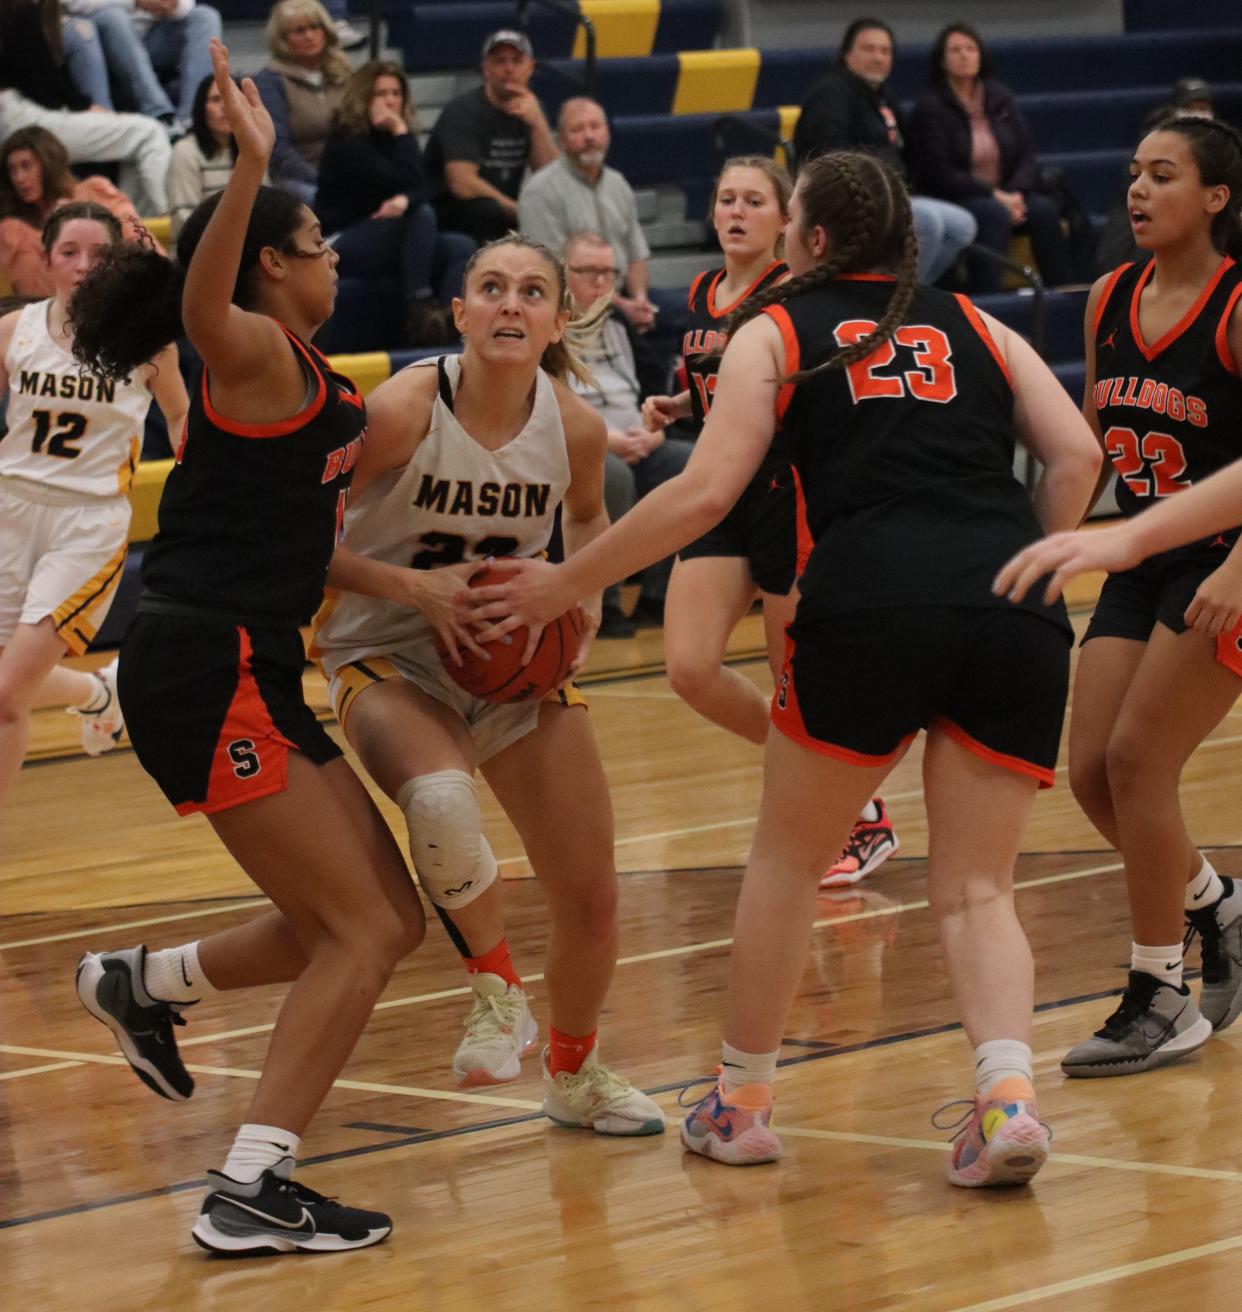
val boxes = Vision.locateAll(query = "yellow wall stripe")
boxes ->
[328,350,393,398]
[777,104,802,168]
[572,0,660,60]
[673,49,761,116]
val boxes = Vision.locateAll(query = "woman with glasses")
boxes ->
[254,0,352,205]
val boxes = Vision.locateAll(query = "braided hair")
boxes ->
[1148,115,1242,260]
[721,150,918,383]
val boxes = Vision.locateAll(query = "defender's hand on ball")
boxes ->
[467,557,578,665]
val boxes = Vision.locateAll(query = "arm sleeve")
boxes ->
[907,97,991,200]
[998,90,1041,194]
[164,138,203,237]
[793,78,854,164]
[431,96,483,165]
[621,183,649,262]
[253,69,316,188]
[517,171,568,250]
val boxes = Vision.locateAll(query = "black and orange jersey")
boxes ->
[683,260,787,426]
[1093,256,1242,549]
[769,275,1067,630]
[141,326,365,626]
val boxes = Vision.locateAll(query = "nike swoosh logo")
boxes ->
[219,1197,315,1233]
[1193,889,1210,901]
[180,956,193,988]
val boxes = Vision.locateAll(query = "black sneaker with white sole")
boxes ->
[1185,876,1242,1032]
[192,1168,393,1255]
[75,945,194,1100]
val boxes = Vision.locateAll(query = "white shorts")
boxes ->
[0,477,130,656]
[325,633,585,765]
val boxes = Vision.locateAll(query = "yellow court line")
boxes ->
[4,859,1127,1061]
[949,1233,1242,1312]
[0,1043,542,1111]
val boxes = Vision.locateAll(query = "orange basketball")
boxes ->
[438,563,585,703]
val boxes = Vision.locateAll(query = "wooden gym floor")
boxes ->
[3,579,1242,1311]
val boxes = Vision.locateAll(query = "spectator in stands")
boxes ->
[0,0,170,213]
[425,29,558,246]
[564,229,690,636]
[166,74,263,237]
[58,0,220,131]
[318,0,365,51]
[0,123,152,293]
[316,60,473,346]
[908,22,1076,294]
[792,16,976,284]
[520,98,656,333]
[255,0,351,205]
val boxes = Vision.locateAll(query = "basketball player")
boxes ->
[313,235,665,1135]
[72,40,425,1254]
[468,150,1102,1183]
[1000,117,1242,1077]
[642,156,897,887]
[0,203,186,808]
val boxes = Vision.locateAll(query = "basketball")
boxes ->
[438,563,586,703]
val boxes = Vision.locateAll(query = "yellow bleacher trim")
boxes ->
[328,350,392,398]
[127,457,172,543]
[141,214,171,247]
[572,0,660,60]
[673,49,761,117]
[125,351,394,542]
[777,105,801,168]
[0,268,11,298]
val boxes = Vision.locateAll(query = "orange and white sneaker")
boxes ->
[937,1078,1050,1188]
[821,798,898,888]
[452,973,538,1087]
[542,1048,665,1136]
[680,1078,781,1166]
[73,658,125,757]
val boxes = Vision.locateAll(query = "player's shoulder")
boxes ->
[549,372,605,446]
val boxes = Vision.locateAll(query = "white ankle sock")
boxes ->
[144,941,218,1005]
[859,798,881,824]
[1185,856,1225,911]
[75,673,110,713]
[973,1039,1034,1095]
[720,1041,779,1092]
[1131,941,1183,989]
[221,1124,301,1184]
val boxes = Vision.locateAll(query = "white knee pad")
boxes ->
[396,769,498,910]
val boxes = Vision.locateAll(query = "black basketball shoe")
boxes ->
[76,945,194,1100]
[192,1168,393,1255]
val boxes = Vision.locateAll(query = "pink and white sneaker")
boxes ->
[821,798,899,887]
[680,1078,781,1166]
[937,1078,1050,1188]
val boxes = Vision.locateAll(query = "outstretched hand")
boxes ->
[464,556,578,664]
[993,523,1143,606]
[210,38,275,164]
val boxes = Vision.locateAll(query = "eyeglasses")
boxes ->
[285,22,323,36]
[568,265,618,280]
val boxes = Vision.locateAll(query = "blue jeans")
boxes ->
[61,12,174,118]
[960,192,1076,293]
[911,196,977,284]
[332,202,475,305]
[143,7,222,122]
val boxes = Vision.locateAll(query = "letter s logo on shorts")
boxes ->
[227,738,262,779]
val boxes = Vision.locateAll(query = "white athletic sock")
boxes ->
[144,941,218,1005]
[858,798,881,824]
[221,1124,301,1184]
[75,673,110,713]
[1185,855,1226,912]
[720,1041,779,1093]
[1131,941,1183,989]
[973,1039,1034,1095]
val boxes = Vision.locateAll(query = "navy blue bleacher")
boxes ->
[1124,0,1241,31]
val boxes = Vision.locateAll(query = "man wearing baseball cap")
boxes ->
[426,29,559,244]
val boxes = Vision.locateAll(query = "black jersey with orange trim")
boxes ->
[767,277,1067,631]
[141,326,365,626]
[1092,256,1242,545]
[683,260,787,426]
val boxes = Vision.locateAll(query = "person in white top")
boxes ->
[0,201,186,802]
[317,234,666,1135]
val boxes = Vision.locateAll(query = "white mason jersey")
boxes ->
[313,355,571,671]
[1,300,153,498]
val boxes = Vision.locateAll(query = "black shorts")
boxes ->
[1084,548,1242,676]
[678,463,805,596]
[772,605,1071,787]
[118,612,341,816]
